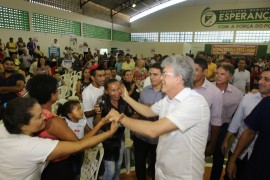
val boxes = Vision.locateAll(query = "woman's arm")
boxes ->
[46,116,79,141]
[47,121,118,161]
[76,80,82,99]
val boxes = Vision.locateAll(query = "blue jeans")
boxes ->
[103,140,124,180]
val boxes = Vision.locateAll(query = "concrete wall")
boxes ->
[0,0,269,58]
[0,0,130,57]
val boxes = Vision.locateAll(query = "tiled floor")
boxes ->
[120,167,225,180]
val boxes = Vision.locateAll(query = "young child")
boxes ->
[57,100,97,179]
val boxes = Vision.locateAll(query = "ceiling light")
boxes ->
[130,0,187,22]
[132,3,136,8]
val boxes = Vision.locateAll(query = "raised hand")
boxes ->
[120,83,129,100]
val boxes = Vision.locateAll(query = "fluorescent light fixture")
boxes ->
[132,3,136,8]
[130,0,187,22]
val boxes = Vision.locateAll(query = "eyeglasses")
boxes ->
[259,76,270,82]
[162,72,175,78]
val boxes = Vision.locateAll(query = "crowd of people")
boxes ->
[0,36,270,180]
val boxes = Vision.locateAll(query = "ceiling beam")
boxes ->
[80,0,91,8]
[111,0,145,17]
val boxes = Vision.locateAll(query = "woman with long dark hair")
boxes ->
[0,97,118,180]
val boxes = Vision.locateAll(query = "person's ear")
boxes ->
[203,69,208,76]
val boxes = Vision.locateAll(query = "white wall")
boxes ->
[110,41,193,57]
[130,1,270,32]
[129,0,270,55]
[0,0,130,57]
[0,0,269,58]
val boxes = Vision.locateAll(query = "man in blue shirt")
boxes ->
[134,63,164,180]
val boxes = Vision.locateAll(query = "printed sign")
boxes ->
[211,44,258,56]
[201,7,270,28]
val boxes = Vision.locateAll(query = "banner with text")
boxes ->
[201,7,270,29]
[211,44,258,56]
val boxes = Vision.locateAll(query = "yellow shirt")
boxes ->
[207,62,217,81]
[7,42,17,52]
[122,61,135,71]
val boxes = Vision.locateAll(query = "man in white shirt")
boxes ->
[222,67,270,179]
[82,65,105,128]
[109,56,210,179]
[231,59,250,94]
[111,68,121,81]
[51,39,60,48]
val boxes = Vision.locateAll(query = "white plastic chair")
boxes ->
[71,75,80,84]
[80,144,104,180]
[77,71,82,77]
[124,128,133,174]
[64,79,72,97]
[69,71,77,77]
[70,76,79,96]
[67,95,80,101]
[58,86,68,99]
[51,99,68,114]
[60,73,70,80]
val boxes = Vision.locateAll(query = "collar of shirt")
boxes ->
[200,78,210,89]
[237,68,246,72]
[225,83,234,93]
[165,87,192,103]
[146,85,162,92]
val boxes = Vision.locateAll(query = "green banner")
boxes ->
[201,7,270,27]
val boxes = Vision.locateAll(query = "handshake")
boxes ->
[107,109,125,124]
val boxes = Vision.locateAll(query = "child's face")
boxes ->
[70,104,84,120]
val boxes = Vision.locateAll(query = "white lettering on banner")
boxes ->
[219,12,270,21]
[217,23,270,29]
[201,7,270,27]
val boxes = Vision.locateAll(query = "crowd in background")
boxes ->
[1,35,270,180]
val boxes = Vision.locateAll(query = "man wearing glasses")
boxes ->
[109,56,210,179]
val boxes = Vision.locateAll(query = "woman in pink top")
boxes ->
[34,57,51,76]
[26,74,113,180]
[133,59,148,89]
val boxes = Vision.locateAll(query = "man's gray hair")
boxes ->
[161,55,195,88]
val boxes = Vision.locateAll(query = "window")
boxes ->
[32,13,81,36]
[131,32,158,42]
[0,6,29,30]
[83,23,111,40]
[160,32,193,42]
[29,0,80,13]
[235,31,270,43]
[194,31,234,42]
[112,30,131,42]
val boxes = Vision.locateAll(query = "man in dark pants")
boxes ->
[210,63,243,180]
[227,96,270,180]
[133,63,164,180]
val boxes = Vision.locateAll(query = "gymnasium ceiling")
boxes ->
[81,0,270,18]
[27,0,270,26]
